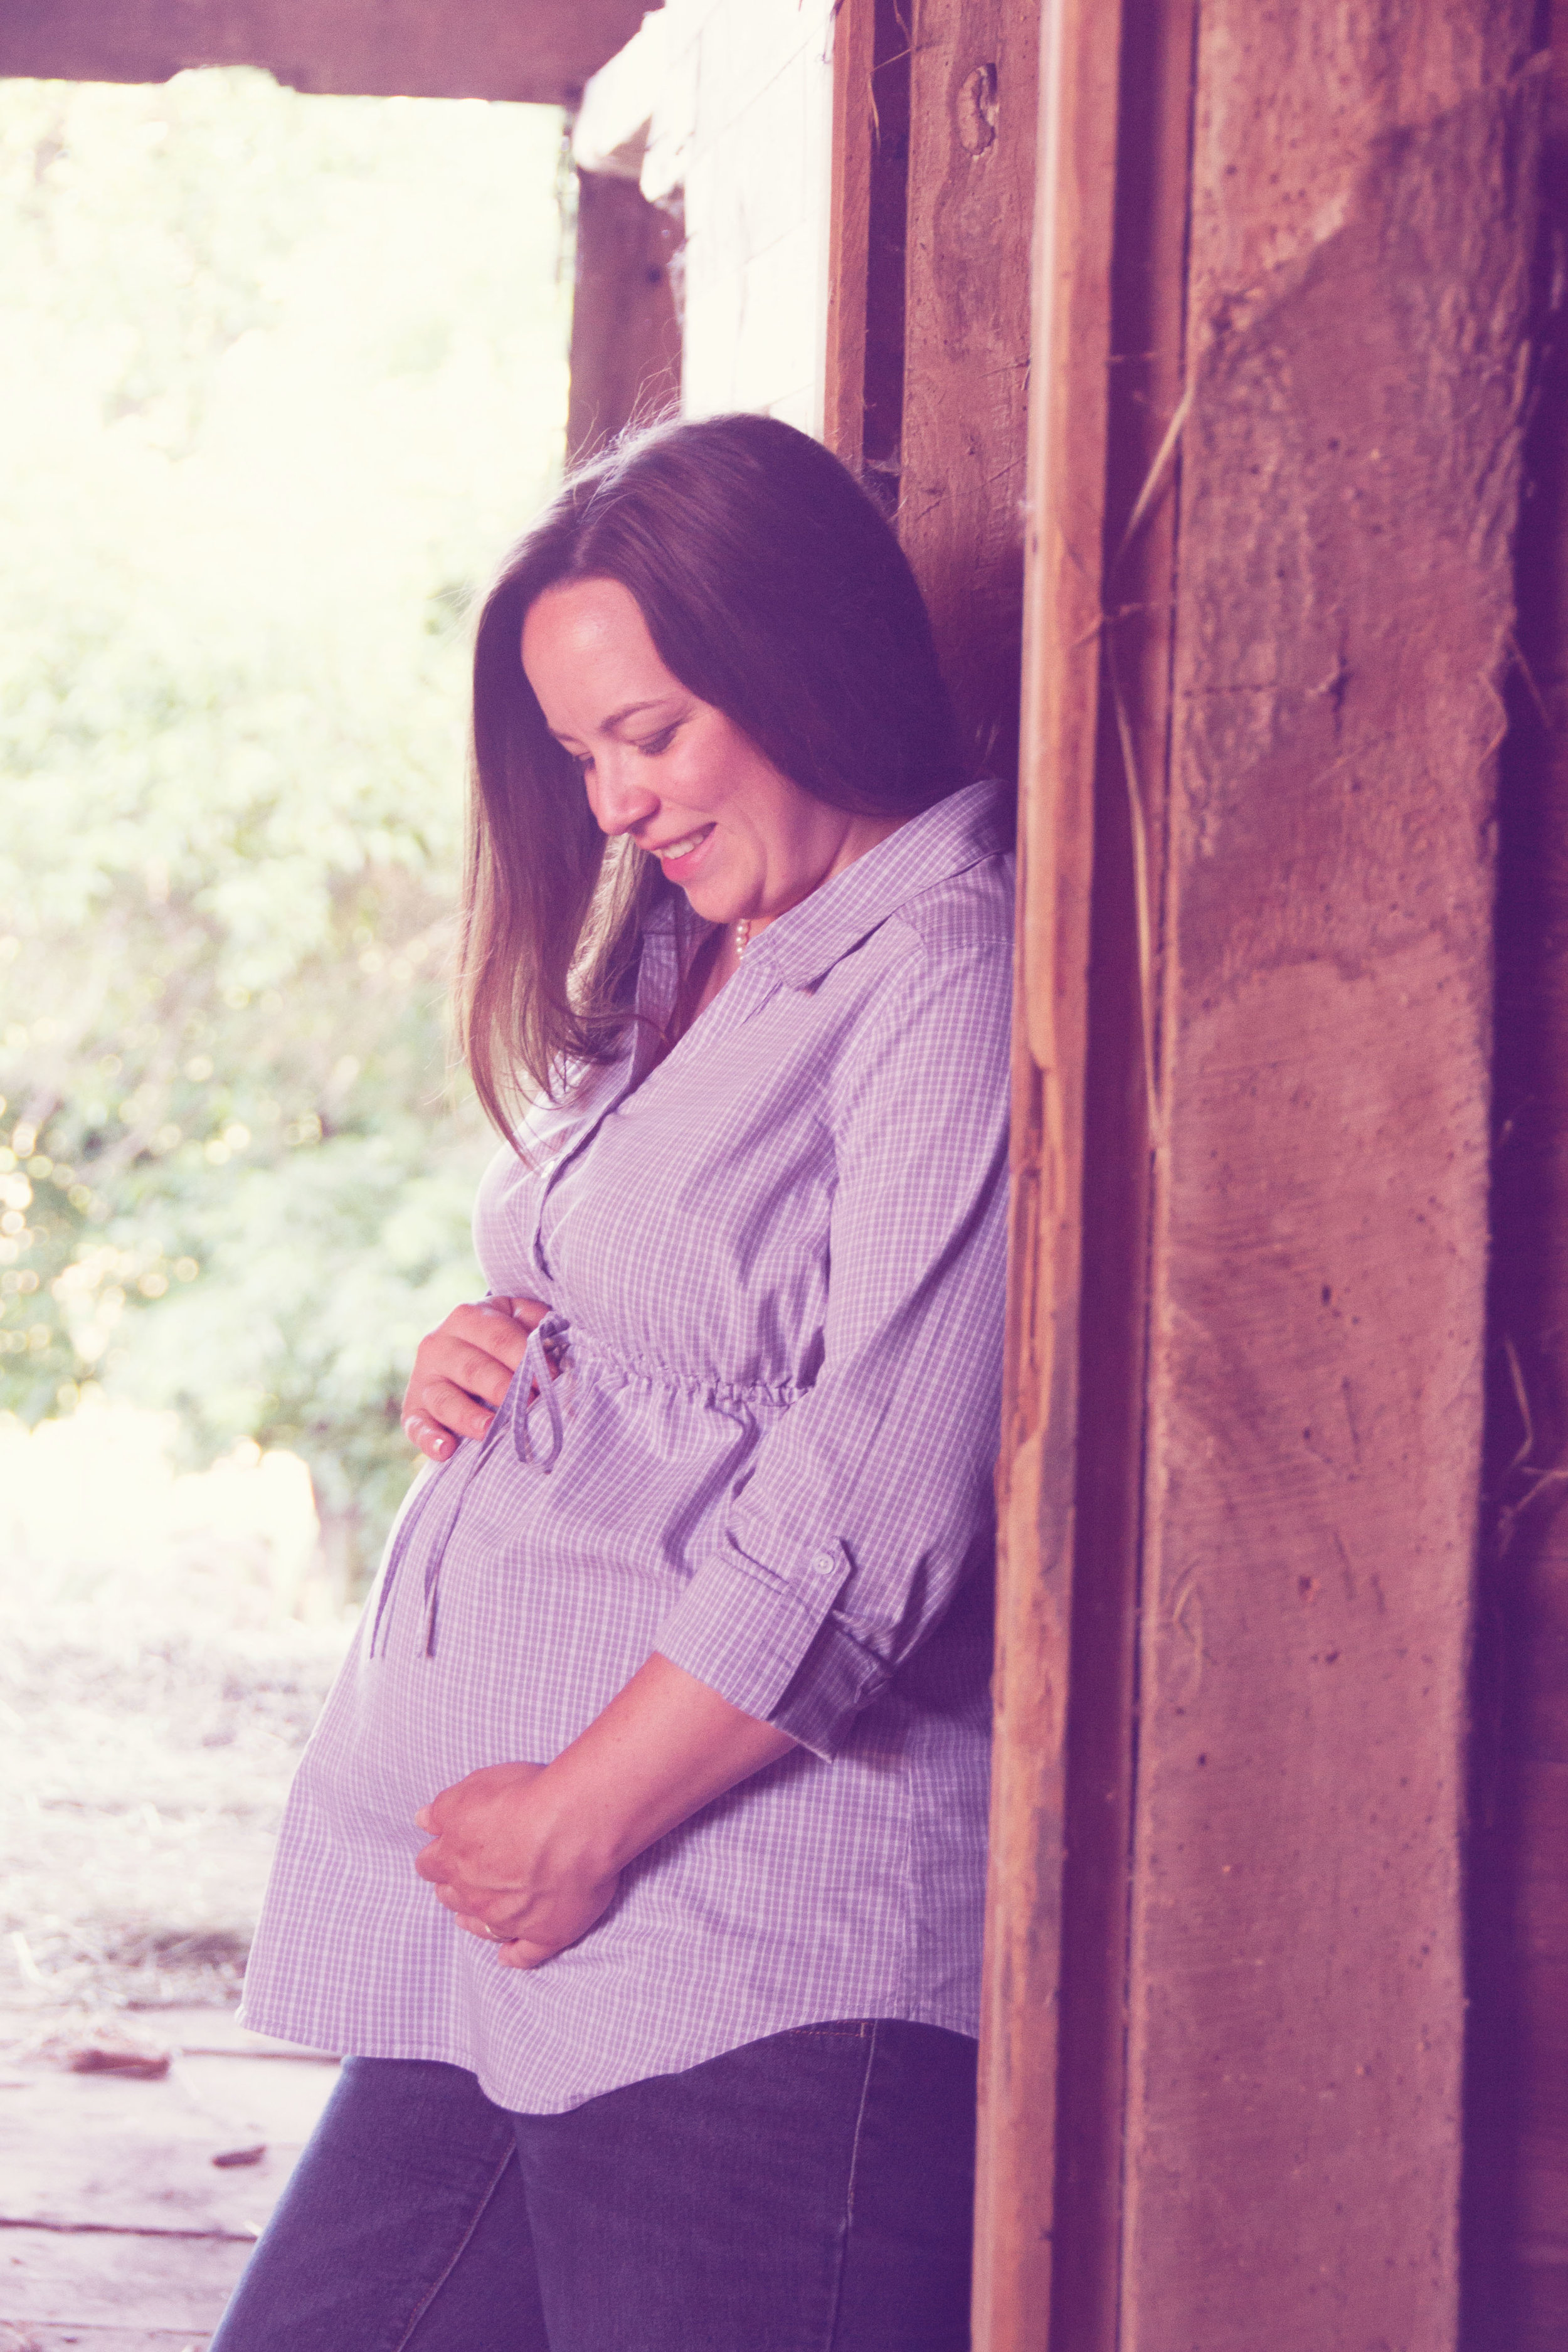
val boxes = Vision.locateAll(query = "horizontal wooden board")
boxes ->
[0,0,649,105]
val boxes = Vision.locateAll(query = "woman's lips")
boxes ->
[650,824,716,882]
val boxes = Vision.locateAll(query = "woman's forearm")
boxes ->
[534,1653,798,1875]
[413,1656,798,1963]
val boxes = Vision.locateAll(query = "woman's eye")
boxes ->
[636,727,677,758]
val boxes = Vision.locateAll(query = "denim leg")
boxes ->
[209,2057,549,2352]
[512,2020,977,2352]
[830,2021,977,2348]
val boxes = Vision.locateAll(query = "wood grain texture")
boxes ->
[1044,9,1197,2348]
[899,0,1039,779]
[972,3,1124,2344]
[824,0,911,489]
[1464,20,1568,2336]
[0,0,647,104]
[1120,8,1541,2346]
[824,0,876,467]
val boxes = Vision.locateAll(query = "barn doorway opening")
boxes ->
[0,56,563,2072]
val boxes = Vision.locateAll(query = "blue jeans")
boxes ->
[208,2020,977,2351]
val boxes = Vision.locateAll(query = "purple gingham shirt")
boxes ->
[238,778,1013,2112]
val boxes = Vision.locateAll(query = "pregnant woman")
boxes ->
[212,412,1014,2352]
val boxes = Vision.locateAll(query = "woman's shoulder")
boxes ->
[816,861,1014,1119]
[871,847,1016,978]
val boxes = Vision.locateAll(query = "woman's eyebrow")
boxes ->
[549,698,675,744]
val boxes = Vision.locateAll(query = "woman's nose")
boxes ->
[587,753,659,839]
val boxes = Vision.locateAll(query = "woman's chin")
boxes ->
[681,884,741,929]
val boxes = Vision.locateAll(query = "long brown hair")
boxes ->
[460,411,965,1140]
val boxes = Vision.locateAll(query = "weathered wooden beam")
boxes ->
[1463,16,1568,2343]
[824,0,911,499]
[823,0,876,469]
[972,1,1124,2341]
[566,172,682,469]
[899,0,1038,780]
[985,2,1544,2343]
[1120,7,1541,2347]
[825,0,1032,769]
[0,0,649,107]
[1044,6,1197,2344]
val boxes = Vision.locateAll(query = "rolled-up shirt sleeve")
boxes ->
[654,925,1011,1757]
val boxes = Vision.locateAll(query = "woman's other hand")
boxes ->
[414,1762,621,1970]
[413,1659,796,1971]
[401,1297,548,1463]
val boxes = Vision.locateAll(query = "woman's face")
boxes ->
[521,578,901,936]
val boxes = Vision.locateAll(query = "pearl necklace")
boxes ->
[734,918,751,958]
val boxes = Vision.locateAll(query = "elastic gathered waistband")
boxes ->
[562,1327,806,1412]
[367,1311,808,1662]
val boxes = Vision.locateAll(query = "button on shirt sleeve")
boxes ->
[655,926,1012,1758]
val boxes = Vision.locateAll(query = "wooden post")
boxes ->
[1463,16,1568,2344]
[898,0,1039,779]
[824,0,913,497]
[823,0,876,466]
[1042,8,1197,2343]
[972,2,1125,2339]
[824,0,1035,771]
[1119,7,1539,2347]
[565,171,682,468]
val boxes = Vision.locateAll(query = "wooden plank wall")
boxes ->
[1122,11,1539,2345]
[899,0,1038,781]
[975,1,1546,2346]
[823,0,1036,782]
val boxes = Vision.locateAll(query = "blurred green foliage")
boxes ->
[0,70,569,1587]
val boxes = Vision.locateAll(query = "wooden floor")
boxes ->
[0,2008,337,2350]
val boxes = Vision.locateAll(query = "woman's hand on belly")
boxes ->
[413,1761,621,1970]
[413,1658,798,1971]
[401,1296,549,1463]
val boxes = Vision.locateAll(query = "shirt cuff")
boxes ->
[654,1536,889,1761]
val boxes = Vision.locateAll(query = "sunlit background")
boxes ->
[0,69,568,2003]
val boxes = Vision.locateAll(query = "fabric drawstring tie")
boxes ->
[423,1310,570,1653]
[508,1309,570,1471]
[420,1310,568,1650]
[368,1308,573,1661]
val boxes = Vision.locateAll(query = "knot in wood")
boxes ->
[956,63,999,156]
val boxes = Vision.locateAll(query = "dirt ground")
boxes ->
[1,1597,347,2014]
[0,1408,356,2344]
[1,1407,355,2013]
